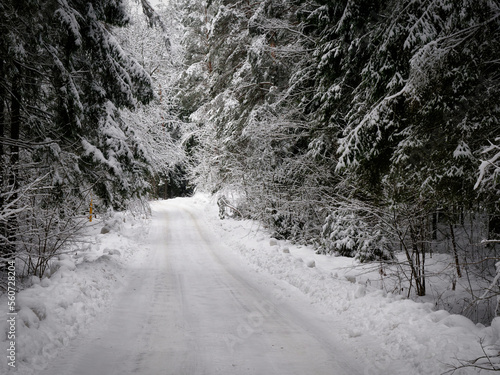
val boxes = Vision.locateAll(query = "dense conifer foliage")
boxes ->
[177,0,500,310]
[0,0,161,271]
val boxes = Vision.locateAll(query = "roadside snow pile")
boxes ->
[191,194,495,374]
[0,211,149,374]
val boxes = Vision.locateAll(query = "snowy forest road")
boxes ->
[41,199,368,375]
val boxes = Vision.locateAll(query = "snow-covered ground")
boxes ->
[196,195,494,374]
[0,211,151,374]
[1,195,498,374]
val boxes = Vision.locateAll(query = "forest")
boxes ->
[1,0,499,327]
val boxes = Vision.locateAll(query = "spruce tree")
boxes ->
[0,0,154,268]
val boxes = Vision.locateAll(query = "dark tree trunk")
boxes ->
[0,59,5,266]
[3,75,21,263]
[432,211,438,240]
[449,223,462,279]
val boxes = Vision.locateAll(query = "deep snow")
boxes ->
[0,195,497,374]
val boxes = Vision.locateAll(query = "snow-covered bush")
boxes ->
[127,197,152,219]
[319,210,392,262]
[16,196,88,278]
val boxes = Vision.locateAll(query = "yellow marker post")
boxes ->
[89,197,93,222]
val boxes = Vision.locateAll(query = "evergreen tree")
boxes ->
[177,0,500,269]
[115,2,190,198]
[0,0,154,268]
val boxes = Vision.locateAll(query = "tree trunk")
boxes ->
[0,60,5,266]
[4,75,21,263]
[409,222,426,297]
[432,211,438,240]
[449,223,462,278]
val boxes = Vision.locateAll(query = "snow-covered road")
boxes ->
[40,199,368,375]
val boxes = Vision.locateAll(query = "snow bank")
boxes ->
[0,211,150,374]
[190,193,493,375]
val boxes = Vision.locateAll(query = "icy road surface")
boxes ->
[41,199,369,375]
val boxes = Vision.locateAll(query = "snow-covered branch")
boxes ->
[475,140,500,190]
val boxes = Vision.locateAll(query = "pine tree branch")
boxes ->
[0,137,58,150]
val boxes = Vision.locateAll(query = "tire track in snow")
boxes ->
[39,200,368,375]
